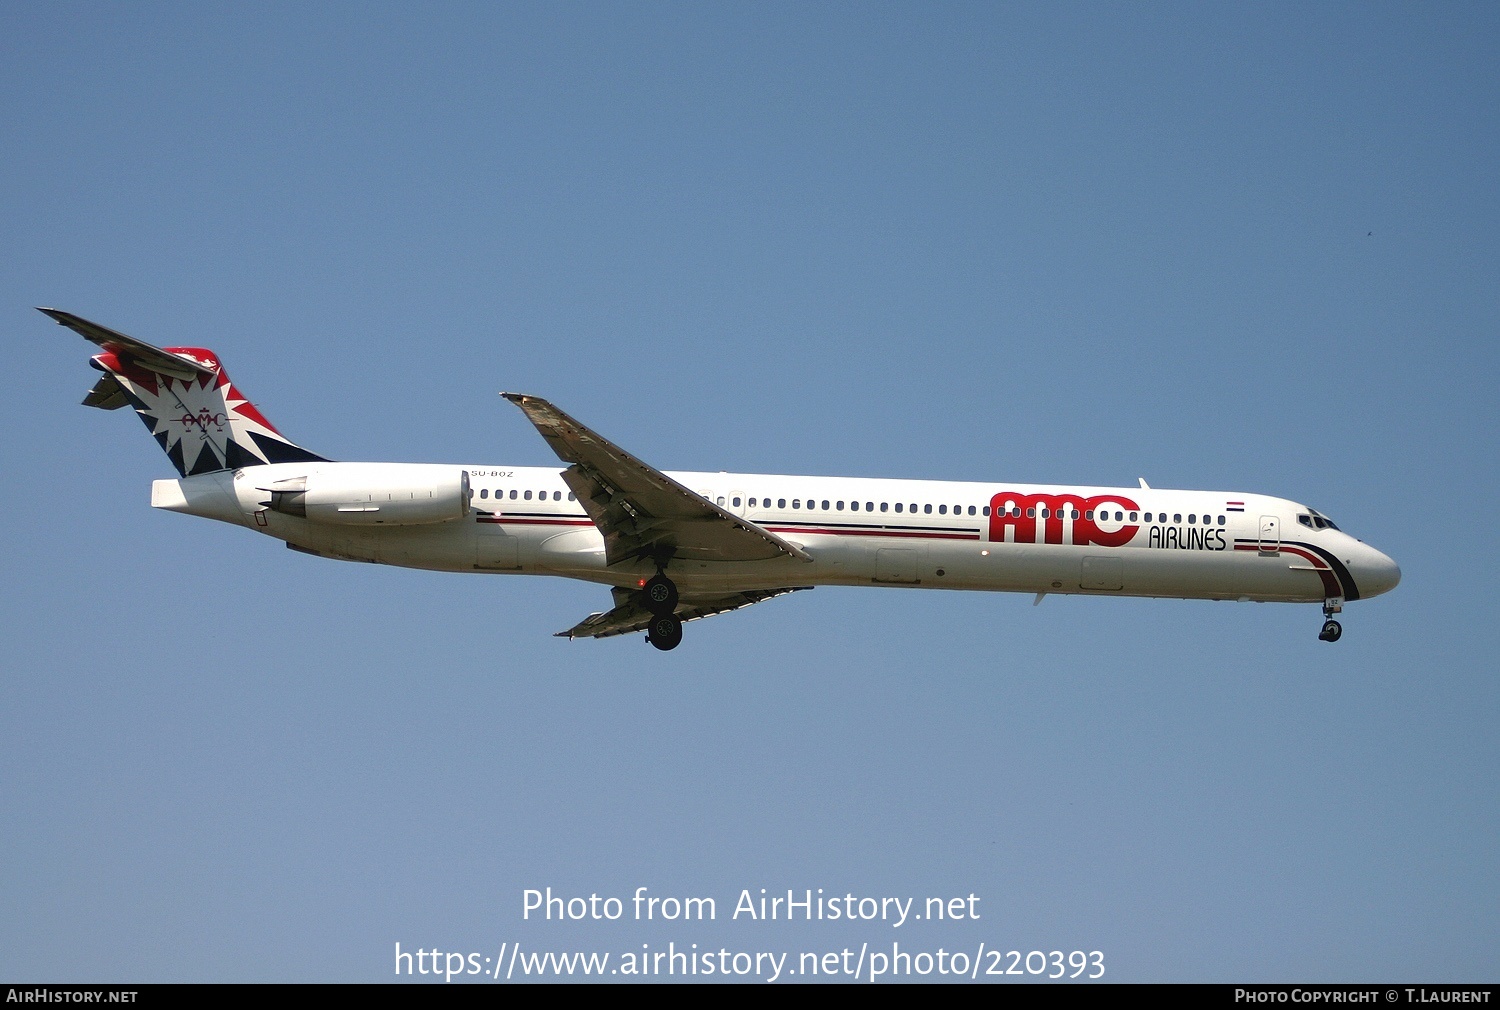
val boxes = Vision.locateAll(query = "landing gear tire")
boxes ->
[1319,619,1342,643]
[646,614,683,651]
[642,574,678,615]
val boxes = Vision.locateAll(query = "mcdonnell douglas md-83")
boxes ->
[45,308,1400,652]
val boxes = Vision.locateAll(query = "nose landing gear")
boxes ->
[642,571,683,651]
[1318,597,1344,642]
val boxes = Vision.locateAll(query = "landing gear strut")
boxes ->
[642,570,682,651]
[1318,597,1344,643]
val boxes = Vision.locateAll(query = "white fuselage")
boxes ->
[154,462,1401,607]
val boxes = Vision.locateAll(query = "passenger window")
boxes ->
[1173,513,1181,523]
[982,506,990,516]
[732,497,741,507]
[480,488,489,499]
[568,492,576,501]
[1129,512,1137,522]
[836,501,844,510]
[778,499,786,509]
[1189,514,1196,524]
[524,490,533,500]
[1027,508,1036,518]
[895,503,904,513]
[792,499,800,509]
[939,505,947,515]
[509,490,518,500]
[1217,515,1224,525]
[822,500,829,510]
[1071,510,1079,520]
[880,503,888,512]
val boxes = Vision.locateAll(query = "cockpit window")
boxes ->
[1300,510,1341,531]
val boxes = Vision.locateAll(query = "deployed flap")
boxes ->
[39,307,214,381]
[557,586,809,640]
[502,393,811,566]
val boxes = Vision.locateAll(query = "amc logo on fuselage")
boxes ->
[988,492,1142,547]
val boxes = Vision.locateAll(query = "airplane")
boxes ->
[43,307,1401,652]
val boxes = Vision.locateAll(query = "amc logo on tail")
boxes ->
[988,492,1142,547]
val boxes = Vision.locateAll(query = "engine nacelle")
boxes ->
[262,464,471,526]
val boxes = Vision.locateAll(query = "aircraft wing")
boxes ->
[38,307,214,381]
[502,393,812,566]
[558,586,809,640]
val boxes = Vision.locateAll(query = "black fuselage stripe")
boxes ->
[1236,537,1361,601]
[1294,542,1360,601]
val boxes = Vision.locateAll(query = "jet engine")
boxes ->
[261,464,471,526]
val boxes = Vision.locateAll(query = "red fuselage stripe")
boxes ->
[477,517,594,527]
[1235,542,1341,596]
[764,526,980,541]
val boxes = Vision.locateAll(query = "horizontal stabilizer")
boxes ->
[46,307,327,476]
[39,307,214,380]
[82,373,129,410]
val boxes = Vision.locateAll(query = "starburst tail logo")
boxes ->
[180,407,228,433]
[93,346,328,476]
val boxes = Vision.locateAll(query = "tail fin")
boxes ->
[41,308,329,476]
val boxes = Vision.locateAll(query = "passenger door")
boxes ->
[1259,515,1280,555]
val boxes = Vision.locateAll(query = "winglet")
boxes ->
[1138,477,1150,490]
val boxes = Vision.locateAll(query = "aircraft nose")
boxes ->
[1355,545,1401,599]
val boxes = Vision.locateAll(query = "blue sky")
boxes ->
[3,2,1497,982]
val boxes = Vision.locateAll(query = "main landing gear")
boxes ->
[642,572,683,652]
[1318,597,1344,643]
